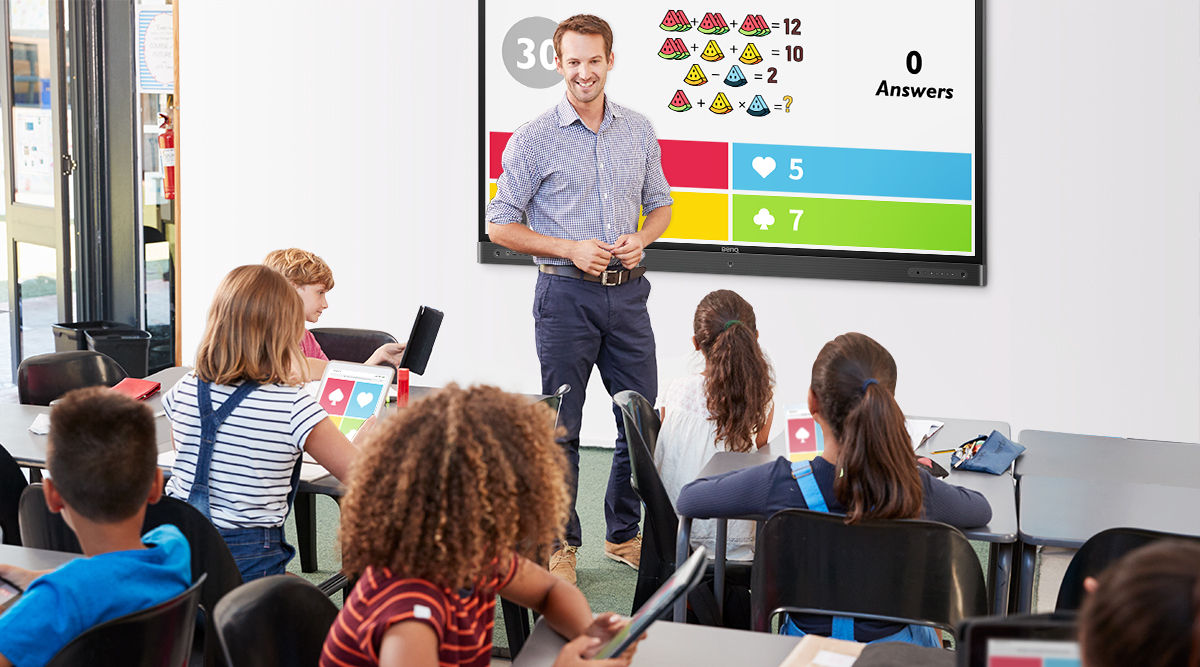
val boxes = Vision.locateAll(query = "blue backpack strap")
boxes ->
[789,459,855,640]
[789,460,829,513]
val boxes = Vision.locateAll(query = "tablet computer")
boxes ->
[398,305,443,376]
[317,361,394,439]
[592,546,708,660]
[957,614,1080,667]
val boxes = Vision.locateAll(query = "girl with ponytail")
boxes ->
[677,332,991,643]
[655,290,774,561]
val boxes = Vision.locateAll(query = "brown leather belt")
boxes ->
[538,264,646,286]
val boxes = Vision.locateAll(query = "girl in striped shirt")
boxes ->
[164,265,363,581]
[322,385,637,667]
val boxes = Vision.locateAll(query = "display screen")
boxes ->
[479,1,985,285]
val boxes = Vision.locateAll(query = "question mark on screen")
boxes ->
[783,95,793,113]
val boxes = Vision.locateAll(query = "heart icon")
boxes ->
[327,388,345,406]
[751,156,776,178]
[356,391,375,408]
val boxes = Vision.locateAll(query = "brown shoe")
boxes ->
[549,546,578,585]
[604,534,642,570]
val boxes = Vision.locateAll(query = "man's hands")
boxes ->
[611,233,646,269]
[570,234,646,276]
[570,239,615,276]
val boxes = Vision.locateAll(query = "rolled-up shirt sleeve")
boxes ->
[640,128,673,216]
[486,131,537,226]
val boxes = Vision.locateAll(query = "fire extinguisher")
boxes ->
[158,113,175,200]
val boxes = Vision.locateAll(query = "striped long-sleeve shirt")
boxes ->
[321,556,519,667]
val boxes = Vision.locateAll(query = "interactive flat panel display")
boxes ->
[479,1,985,285]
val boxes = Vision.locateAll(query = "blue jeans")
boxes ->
[220,525,293,582]
[533,272,657,546]
[780,615,942,647]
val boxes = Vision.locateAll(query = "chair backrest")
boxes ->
[0,444,28,545]
[18,483,83,553]
[613,390,677,610]
[45,573,206,667]
[1055,527,1200,611]
[214,574,338,667]
[751,509,988,636]
[17,350,128,405]
[142,496,243,667]
[309,327,397,364]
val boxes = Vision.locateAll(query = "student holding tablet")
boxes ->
[321,385,638,667]
[264,248,405,380]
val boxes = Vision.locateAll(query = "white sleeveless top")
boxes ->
[654,373,760,562]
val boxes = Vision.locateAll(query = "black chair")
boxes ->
[17,350,128,406]
[1054,527,1200,612]
[214,575,338,667]
[0,444,28,545]
[309,327,398,364]
[45,573,206,667]
[751,509,988,640]
[143,496,244,667]
[613,390,726,625]
[18,483,82,553]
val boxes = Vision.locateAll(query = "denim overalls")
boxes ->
[189,380,302,582]
[779,460,941,647]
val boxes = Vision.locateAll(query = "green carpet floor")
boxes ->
[284,447,1013,653]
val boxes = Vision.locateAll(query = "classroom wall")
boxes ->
[176,1,1200,445]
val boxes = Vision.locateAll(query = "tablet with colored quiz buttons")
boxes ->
[317,361,395,439]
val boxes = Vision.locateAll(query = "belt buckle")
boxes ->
[601,268,623,286]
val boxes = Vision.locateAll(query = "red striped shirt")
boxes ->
[320,556,518,667]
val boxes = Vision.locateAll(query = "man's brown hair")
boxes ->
[338,384,569,590]
[263,247,335,290]
[195,264,307,386]
[553,14,613,59]
[47,386,158,523]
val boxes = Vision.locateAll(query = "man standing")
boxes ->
[486,14,672,583]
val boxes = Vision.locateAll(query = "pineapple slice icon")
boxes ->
[709,92,733,114]
[739,42,763,65]
[701,40,724,62]
[684,64,708,86]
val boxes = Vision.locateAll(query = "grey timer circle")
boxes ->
[502,16,561,89]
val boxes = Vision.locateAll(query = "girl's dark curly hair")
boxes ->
[338,384,570,590]
[693,290,774,452]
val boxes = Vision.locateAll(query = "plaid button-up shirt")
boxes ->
[486,95,673,265]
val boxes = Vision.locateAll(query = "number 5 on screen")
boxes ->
[790,209,804,231]
[789,158,804,180]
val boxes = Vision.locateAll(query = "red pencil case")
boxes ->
[111,377,162,401]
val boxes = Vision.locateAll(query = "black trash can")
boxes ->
[52,321,152,378]
[85,329,152,378]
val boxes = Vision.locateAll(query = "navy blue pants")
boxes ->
[533,271,657,547]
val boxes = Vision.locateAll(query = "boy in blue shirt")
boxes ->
[0,387,191,667]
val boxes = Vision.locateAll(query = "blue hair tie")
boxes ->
[860,378,878,394]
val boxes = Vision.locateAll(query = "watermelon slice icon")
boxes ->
[684,64,708,86]
[660,9,692,31]
[659,37,690,60]
[668,89,692,112]
[709,92,733,114]
[747,94,770,117]
[753,15,771,36]
[701,40,724,62]
[738,14,771,36]
[724,64,747,87]
[673,38,690,59]
[739,42,763,65]
[698,12,730,35]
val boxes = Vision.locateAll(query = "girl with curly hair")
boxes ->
[655,289,774,562]
[321,384,636,667]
